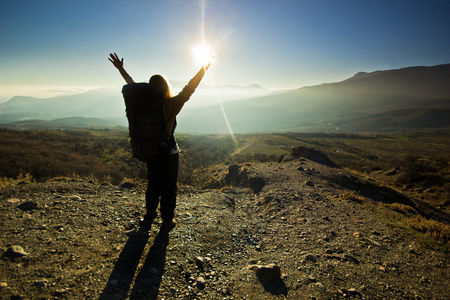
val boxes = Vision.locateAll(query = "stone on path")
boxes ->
[305,254,317,262]
[34,279,49,288]
[3,246,29,258]
[196,277,206,289]
[196,256,204,268]
[17,200,38,211]
[247,263,282,281]
[6,198,21,204]
[305,180,315,187]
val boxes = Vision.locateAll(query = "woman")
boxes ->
[109,52,212,230]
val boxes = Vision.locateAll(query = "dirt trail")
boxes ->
[1,154,449,299]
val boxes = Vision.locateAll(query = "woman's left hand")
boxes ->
[108,53,124,70]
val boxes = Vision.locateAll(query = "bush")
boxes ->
[0,129,142,184]
[407,215,450,245]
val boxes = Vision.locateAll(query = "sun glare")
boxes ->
[192,43,214,65]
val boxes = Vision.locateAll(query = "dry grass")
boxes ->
[0,173,34,188]
[339,190,365,203]
[407,215,450,245]
[383,202,418,217]
[378,203,450,251]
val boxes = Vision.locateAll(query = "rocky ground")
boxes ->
[1,150,449,299]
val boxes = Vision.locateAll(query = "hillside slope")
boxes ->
[1,151,448,299]
[177,64,450,134]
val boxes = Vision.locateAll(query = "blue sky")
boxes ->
[0,0,449,101]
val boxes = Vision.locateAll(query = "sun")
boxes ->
[192,43,214,65]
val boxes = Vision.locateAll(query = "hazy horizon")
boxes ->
[1,0,449,102]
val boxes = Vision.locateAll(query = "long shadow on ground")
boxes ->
[99,229,150,299]
[98,218,171,300]
[324,173,450,224]
[129,230,169,299]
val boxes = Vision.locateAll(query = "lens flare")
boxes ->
[195,0,236,145]
[207,72,238,146]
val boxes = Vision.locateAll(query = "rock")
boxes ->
[254,263,282,281]
[53,289,67,296]
[196,256,204,268]
[246,264,260,271]
[305,254,317,262]
[343,254,360,264]
[3,246,29,258]
[305,180,315,187]
[353,232,363,238]
[315,282,325,289]
[75,266,93,276]
[54,225,64,231]
[6,198,21,204]
[221,287,231,295]
[34,279,49,288]
[17,201,38,211]
[0,282,7,288]
[339,288,362,297]
[184,270,191,280]
[196,277,206,289]
[69,195,82,201]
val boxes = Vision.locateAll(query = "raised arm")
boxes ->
[108,53,134,84]
[186,55,214,92]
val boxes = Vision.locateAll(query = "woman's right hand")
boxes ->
[204,50,214,70]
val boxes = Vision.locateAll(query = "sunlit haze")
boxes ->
[0,0,449,102]
[192,43,214,66]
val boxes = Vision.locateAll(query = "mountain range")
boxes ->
[1,64,449,133]
[178,64,450,133]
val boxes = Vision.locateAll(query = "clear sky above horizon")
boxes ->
[1,0,449,102]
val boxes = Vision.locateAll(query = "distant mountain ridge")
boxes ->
[176,64,450,133]
[326,64,450,97]
[0,83,269,125]
[1,64,449,133]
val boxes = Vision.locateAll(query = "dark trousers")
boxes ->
[146,152,179,221]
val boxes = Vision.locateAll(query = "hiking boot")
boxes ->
[140,212,157,229]
[160,219,176,231]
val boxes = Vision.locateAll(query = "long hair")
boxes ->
[149,74,173,99]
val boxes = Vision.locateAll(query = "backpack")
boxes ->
[122,83,168,161]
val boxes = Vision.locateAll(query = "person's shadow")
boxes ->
[98,227,170,300]
[129,230,169,299]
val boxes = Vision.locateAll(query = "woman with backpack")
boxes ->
[109,52,213,230]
